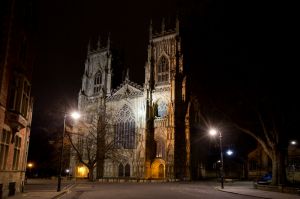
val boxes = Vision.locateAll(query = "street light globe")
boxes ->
[209,128,217,136]
[291,140,297,145]
[28,163,33,168]
[71,112,81,120]
[226,149,233,156]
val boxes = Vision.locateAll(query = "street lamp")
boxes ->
[27,162,33,177]
[226,149,233,156]
[57,111,80,192]
[209,128,224,189]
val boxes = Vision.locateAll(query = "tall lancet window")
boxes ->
[115,105,136,149]
[157,56,169,83]
[93,72,102,94]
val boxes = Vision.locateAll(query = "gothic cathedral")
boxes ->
[76,19,191,180]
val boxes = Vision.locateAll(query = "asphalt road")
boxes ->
[61,182,259,199]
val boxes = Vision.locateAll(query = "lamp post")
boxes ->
[57,111,80,192]
[209,128,224,189]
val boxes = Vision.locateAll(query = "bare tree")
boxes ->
[195,94,288,185]
[67,109,127,181]
[67,121,97,181]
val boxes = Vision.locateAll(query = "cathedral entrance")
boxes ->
[151,159,165,179]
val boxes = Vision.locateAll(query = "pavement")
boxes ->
[216,181,300,199]
[9,179,300,199]
[9,178,77,199]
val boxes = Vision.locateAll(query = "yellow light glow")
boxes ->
[28,163,33,168]
[76,166,88,178]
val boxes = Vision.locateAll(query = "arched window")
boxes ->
[118,163,124,177]
[157,56,169,83]
[157,102,168,117]
[115,105,136,149]
[156,139,165,158]
[125,164,130,177]
[93,72,102,94]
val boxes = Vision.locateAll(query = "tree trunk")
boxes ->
[88,166,94,181]
[96,158,104,179]
[271,151,280,185]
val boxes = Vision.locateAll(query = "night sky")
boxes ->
[29,0,299,172]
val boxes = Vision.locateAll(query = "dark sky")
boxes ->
[32,0,181,118]
[29,0,300,164]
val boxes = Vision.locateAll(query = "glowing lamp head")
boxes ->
[226,149,233,156]
[28,163,33,168]
[71,112,81,120]
[291,140,297,145]
[209,128,218,136]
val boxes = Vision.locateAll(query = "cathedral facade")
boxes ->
[75,19,191,180]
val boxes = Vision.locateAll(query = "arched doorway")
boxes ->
[151,159,165,179]
[125,164,130,177]
[118,164,124,177]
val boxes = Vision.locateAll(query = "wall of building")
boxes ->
[0,0,34,198]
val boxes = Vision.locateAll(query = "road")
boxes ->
[61,182,258,199]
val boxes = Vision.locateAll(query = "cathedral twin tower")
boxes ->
[76,18,191,180]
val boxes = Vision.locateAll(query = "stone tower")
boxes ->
[78,35,112,119]
[144,18,190,180]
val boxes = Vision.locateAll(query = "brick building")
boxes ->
[0,0,34,198]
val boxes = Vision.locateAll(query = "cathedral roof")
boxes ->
[107,79,143,101]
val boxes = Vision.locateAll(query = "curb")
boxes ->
[52,183,77,199]
[214,186,272,199]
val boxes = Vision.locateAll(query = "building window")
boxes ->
[115,105,135,149]
[157,102,167,117]
[0,130,11,170]
[21,80,30,117]
[93,72,102,94]
[8,76,31,118]
[156,139,165,158]
[12,136,21,170]
[157,56,169,83]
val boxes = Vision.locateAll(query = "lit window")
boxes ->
[156,140,165,158]
[0,130,11,170]
[115,105,135,149]
[157,56,169,83]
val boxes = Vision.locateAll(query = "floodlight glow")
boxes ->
[71,112,81,120]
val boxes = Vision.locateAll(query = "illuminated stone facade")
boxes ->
[76,19,191,180]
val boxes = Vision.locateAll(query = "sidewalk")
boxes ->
[216,181,300,199]
[10,179,76,199]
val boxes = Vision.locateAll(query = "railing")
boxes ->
[154,117,168,128]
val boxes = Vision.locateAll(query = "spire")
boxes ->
[161,18,165,34]
[149,19,152,41]
[107,32,111,50]
[97,35,101,50]
[176,15,180,34]
[125,67,130,81]
[87,39,91,54]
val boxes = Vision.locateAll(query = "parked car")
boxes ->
[257,172,272,185]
